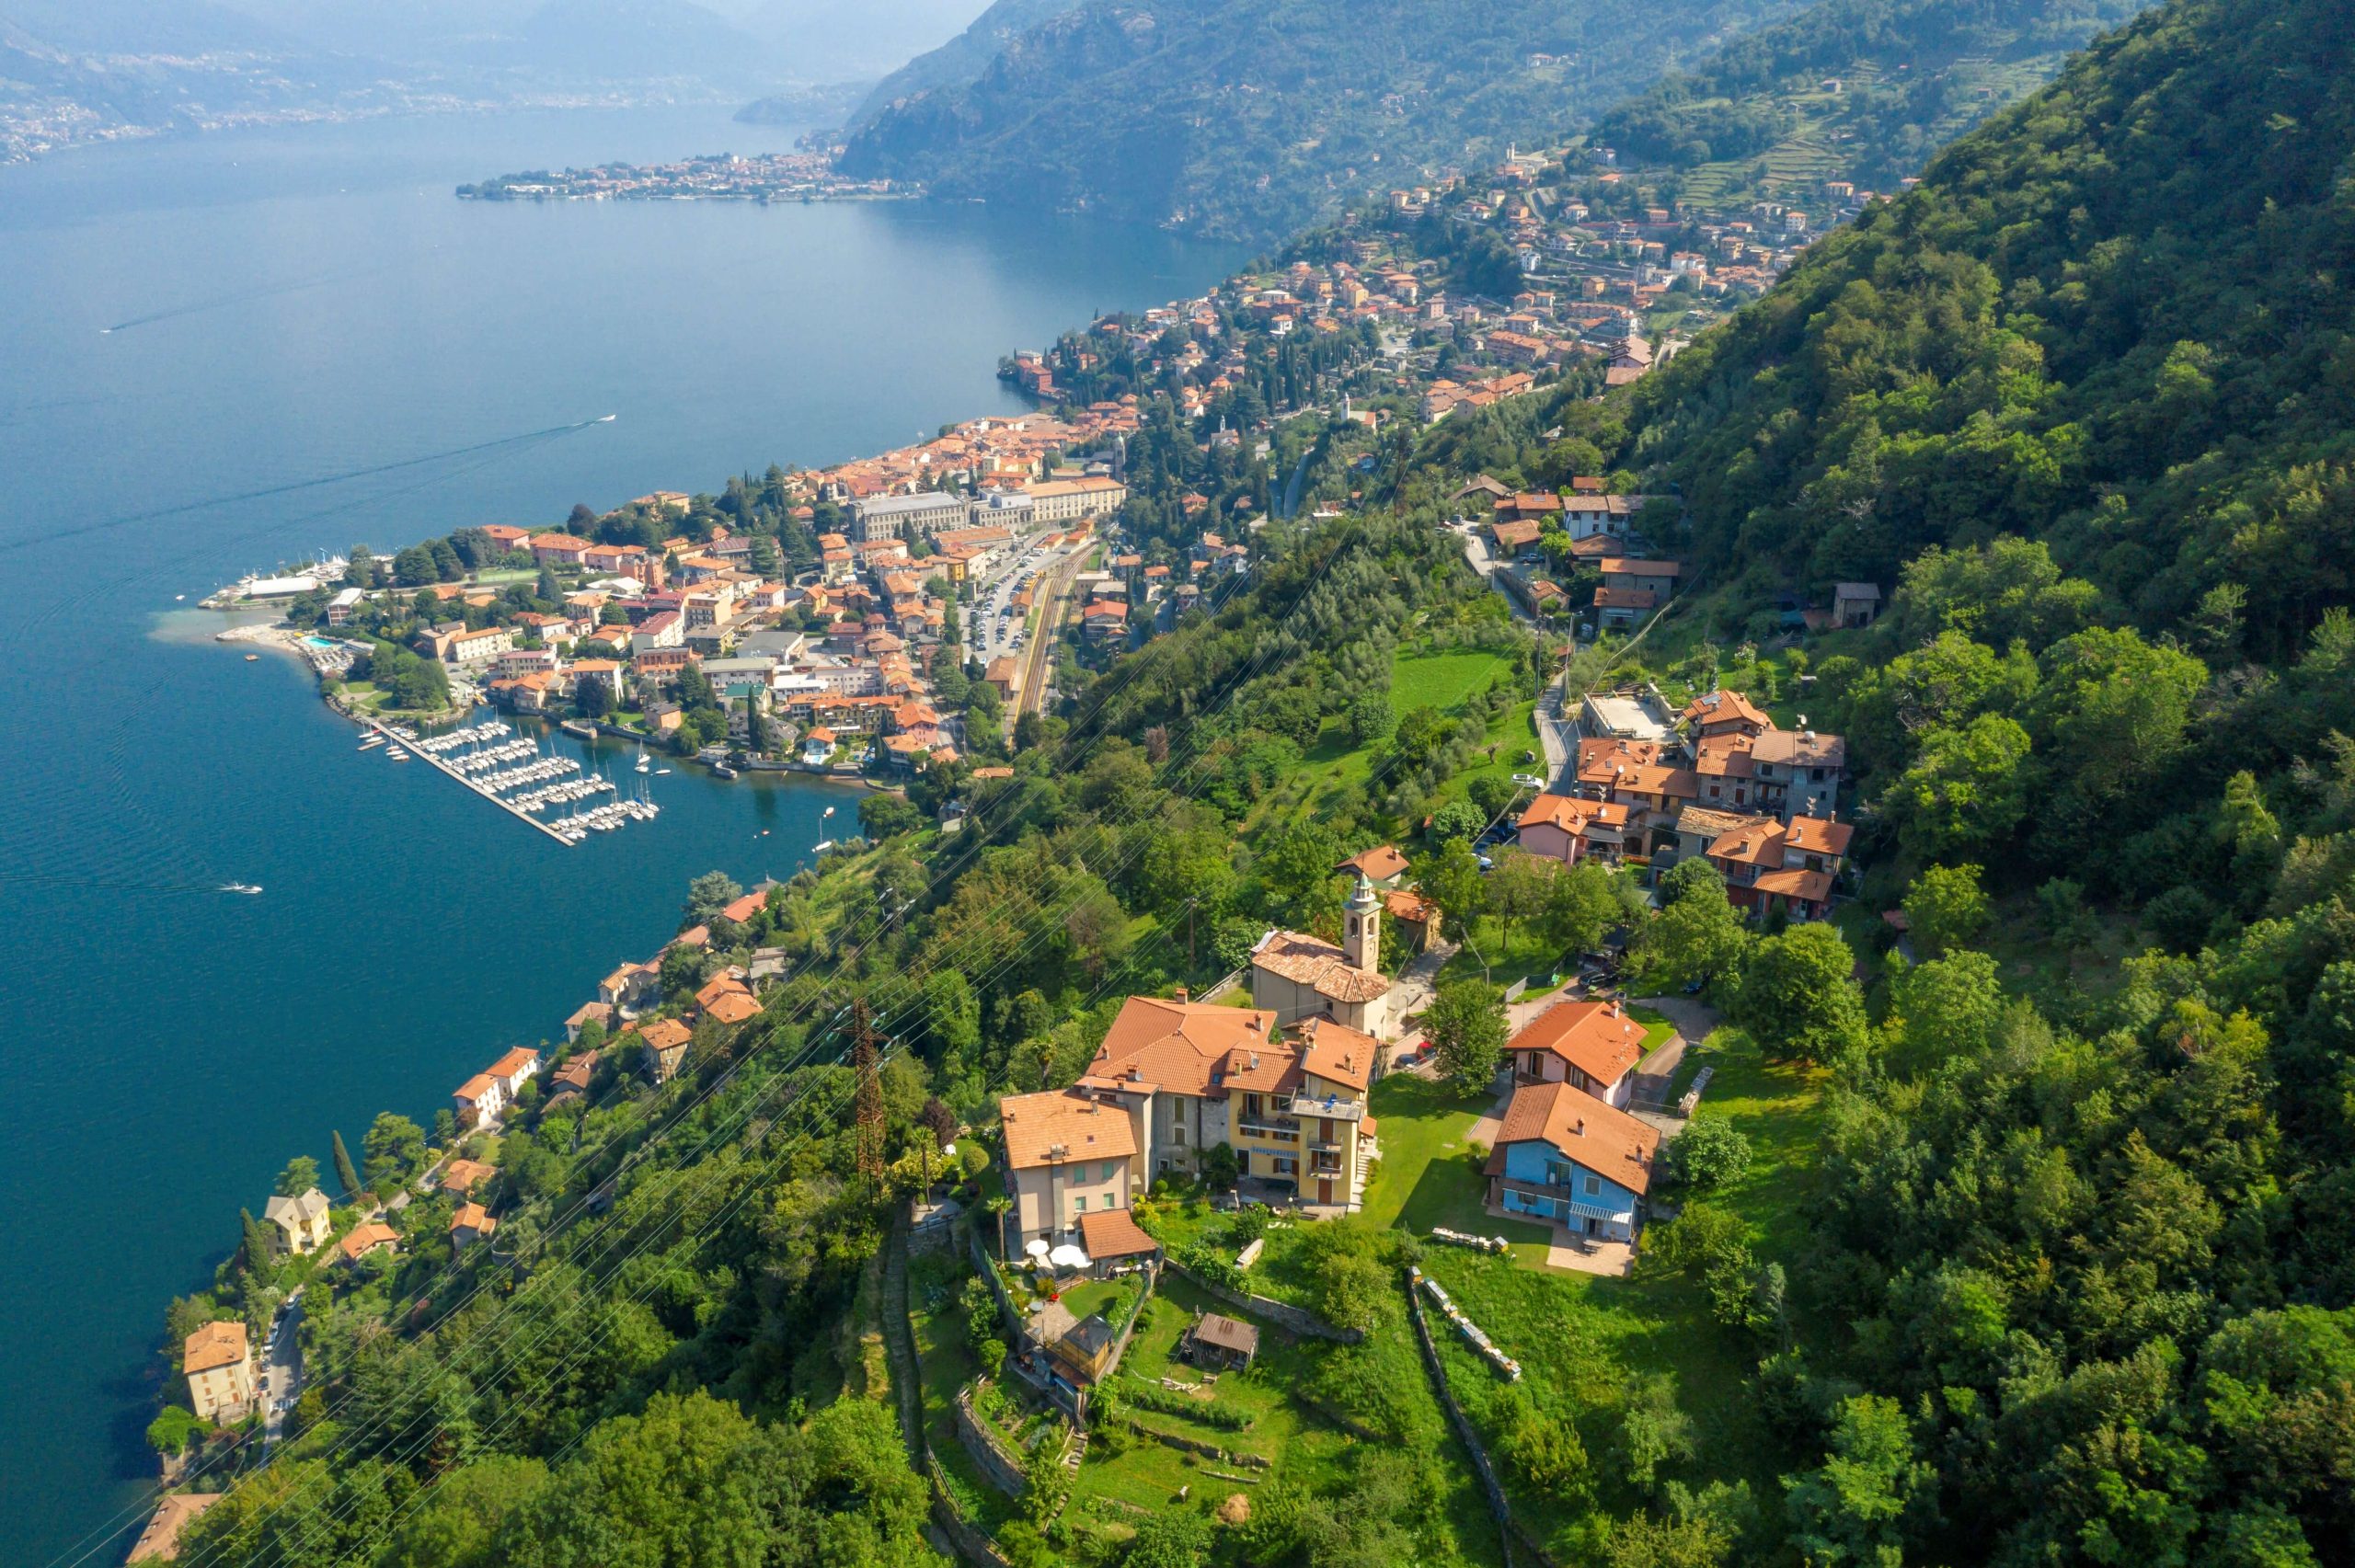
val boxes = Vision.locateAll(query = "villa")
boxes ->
[1484,1079,1660,1243]
[262,1187,332,1254]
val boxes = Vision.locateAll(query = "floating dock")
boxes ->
[365,719,575,847]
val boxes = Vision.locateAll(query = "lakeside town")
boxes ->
[141,131,1890,1561]
[454,147,908,202]
[224,134,1861,820]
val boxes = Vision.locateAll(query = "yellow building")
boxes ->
[262,1187,332,1254]
[1002,992,1383,1222]
[182,1320,256,1425]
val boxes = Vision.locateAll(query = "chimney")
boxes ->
[1173,985,1189,1004]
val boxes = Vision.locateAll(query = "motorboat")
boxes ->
[218,883,263,895]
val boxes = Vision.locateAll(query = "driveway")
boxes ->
[261,1288,305,1443]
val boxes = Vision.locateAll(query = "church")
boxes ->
[1248,872,1396,1039]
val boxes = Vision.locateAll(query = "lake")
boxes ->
[0,105,1239,1568]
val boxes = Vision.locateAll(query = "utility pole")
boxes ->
[852,998,885,1188]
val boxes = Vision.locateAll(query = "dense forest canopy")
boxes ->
[1591,0,2152,177]
[1618,0,2355,657]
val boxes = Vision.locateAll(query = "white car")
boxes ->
[1512,773,1545,789]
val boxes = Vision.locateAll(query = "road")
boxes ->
[260,1288,305,1443]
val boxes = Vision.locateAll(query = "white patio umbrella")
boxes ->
[1048,1243,1090,1272]
[1025,1238,1051,1259]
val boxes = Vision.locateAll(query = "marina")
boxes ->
[364,717,657,847]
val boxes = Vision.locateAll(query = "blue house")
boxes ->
[1483,1080,1660,1242]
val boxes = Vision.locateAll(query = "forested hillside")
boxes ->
[144,0,2355,1562]
[1592,0,2151,191]
[837,0,1807,244]
[841,0,1083,131]
[1620,0,2354,643]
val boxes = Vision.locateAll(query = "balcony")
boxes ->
[1284,1093,1367,1123]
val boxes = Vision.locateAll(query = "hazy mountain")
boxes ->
[839,0,1812,243]
[505,0,779,84]
[0,0,291,55]
[735,0,989,79]
[844,0,1082,128]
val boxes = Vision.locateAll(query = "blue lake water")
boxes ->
[0,105,1239,1567]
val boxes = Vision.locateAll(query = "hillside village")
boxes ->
[135,2,2355,1558]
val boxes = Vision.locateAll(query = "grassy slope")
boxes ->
[1363,1025,1832,1550]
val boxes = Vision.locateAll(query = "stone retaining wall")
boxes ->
[1404,1275,1561,1568]
[925,1454,1017,1568]
[1164,1261,1363,1345]
[952,1381,1029,1496]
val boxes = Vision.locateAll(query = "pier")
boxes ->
[364,719,576,847]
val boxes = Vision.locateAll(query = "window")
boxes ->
[1072,1194,1087,1213]
[1101,1161,1118,1184]
[1583,1175,1600,1196]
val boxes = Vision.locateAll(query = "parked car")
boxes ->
[1511,773,1545,789]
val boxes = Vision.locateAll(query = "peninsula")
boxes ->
[455,150,911,203]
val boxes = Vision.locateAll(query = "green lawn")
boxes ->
[1362,1075,1557,1265]
[1064,1274,1504,1562]
[1383,1024,1836,1557]
[1391,649,1514,715]
[1680,1025,1834,1258]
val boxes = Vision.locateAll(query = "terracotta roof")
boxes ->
[1594,587,1659,611]
[568,1001,613,1028]
[1576,737,1663,786]
[552,1050,599,1092]
[451,1202,496,1236]
[695,971,753,1011]
[999,1089,1139,1171]
[1088,995,1281,1098]
[639,1017,694,1053]
[1599,557,1681,578]
[1753,866,1837,903]
[718,888,769,924]
[339,1221,398,1262]
[1506,1000,1648,1088]
[1708,818,1788,867]
[182,1320,247,1374]
[1336,844,1410,881]
[1681,689,1770,730]
[1384,887,1439,924]
[1077,1207,1162,1261]
[1615,763,1700,800]
[453,1073,497,1105]
[488,1047,538,1082]
[441,1158,498,1195]
[1784,816,1855,856]
[127,1494,223,1563]
[1250,931,1391,1004]
[1694,733,1757,778]
[704,991,760,1025]
[1518,794,1630,833]
[1488,1079,1659,1195]
[1293,1015,1377,1093]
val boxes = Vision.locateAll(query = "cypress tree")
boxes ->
[331,1129,362,1200]
[239,1207,273,1276]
